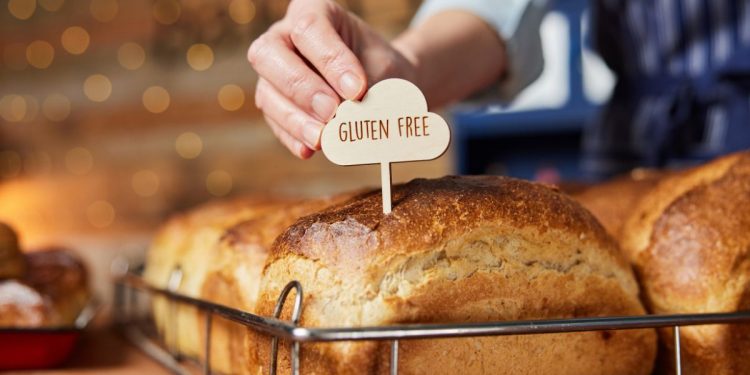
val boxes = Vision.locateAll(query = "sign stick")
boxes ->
[380,162,392,214]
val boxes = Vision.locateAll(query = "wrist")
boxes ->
[392,31,423,89]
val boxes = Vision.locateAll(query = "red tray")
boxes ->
[0,300,98,370]
[0,328,82,369]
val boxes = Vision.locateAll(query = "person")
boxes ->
[248,0,750,179]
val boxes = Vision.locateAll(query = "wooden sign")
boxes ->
[321,78,450,214]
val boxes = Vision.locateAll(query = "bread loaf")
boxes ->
[570,169,663,244]
[145,193,355,373]
[198,195,356,374]
[144,196,288,360]
[621,151,750,374]
[254,176,656,375]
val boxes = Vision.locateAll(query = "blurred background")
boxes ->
[0,0,613,300]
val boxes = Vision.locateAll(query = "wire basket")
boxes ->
[114,266,750,375]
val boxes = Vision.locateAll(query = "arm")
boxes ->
[393,11,507,108]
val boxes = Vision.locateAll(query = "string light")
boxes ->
[8,0,36,20]
[26,40,54,69]
[61,26,90,55]
[83,74,112,102]
[90,0,118,22]
[0,95,27,122]
[86,200,115,228]
[175,132,202,159]
[117,42,145,70]
[131,170,160,197]
[65,147,93,175]
[4,43,28,70]
[153,0,180,25]
[142,86,170,113]
[217,84,245,111]
[206,170,233,197]
[38,0,64,12]
[228,0,255,25]
[186,44,213,71]
[42,94,71,122]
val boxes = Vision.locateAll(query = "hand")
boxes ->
[248,0,417,159]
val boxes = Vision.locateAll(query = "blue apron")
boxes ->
[583,0,750,180]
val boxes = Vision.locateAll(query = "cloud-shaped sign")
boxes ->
[321,78,450,165]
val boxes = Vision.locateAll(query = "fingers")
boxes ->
[264,114,315,160]
[256,78,324,150]
[290,11,367,100]
[248,33,340,122]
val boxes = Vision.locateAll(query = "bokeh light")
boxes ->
[117,42,145,70]
[21,95,39,122]
[38,0,64,12]
[42,94,71,122]
[175,132,203,159]
[0,95,27,122]
[228,0,255,25]
[61,26,90,55]
[86,200,115,228]
[186,44,213,71]
[131,170,160,197]
[65,147,93,175]
[0,151,22,178]
[83,74,112,102]
[206,170,232,197]
[153,0,180,25]
[142,86,170,113]
[8,0,36,20]
[4,43,29,70]
[217,84,245,111]
[26,40,55,69]
[90,0,118,22]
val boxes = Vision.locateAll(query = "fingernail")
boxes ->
[339,72,363,99]
[312,92,337,121]
[303,122,322,149]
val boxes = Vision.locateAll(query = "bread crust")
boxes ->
[621,151,750,374]
[254,176,656,375]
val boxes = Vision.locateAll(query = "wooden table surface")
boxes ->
[7,329,173,375]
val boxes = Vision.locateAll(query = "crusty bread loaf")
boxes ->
[254,176,656,375]
[0,223,25,279]
[198,194,357,374]
[144,196,288,361]
[144,193,356,373]
[621,151,750,374]
[570,169,664,244]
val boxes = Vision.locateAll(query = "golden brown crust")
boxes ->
[570,169,665,244]
[0,249,89,327]
[200,194,355,374]
[621,151,750,374]
[255,176,655,374]
[144,195,289,361]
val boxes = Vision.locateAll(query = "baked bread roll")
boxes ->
[144,196,289,360]
[0,222,25,279]
[254,176,656,375]
[621,151,750,374]
[0,249,89,327]
[570,169,664,243]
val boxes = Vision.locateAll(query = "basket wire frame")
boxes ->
[114,268,750,375]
